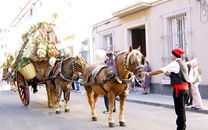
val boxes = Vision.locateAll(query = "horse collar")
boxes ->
[59,60,76,80]
[72,59,82,73]
[113,54,133,84]
[123,52,129,72]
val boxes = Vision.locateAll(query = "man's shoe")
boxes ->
[194,107,202,110]
[33,89,38,93]
[103,111,109,114]
[142,92,147,95]
[186,102,193,106]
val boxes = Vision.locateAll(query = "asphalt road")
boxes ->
[0,86,208,130]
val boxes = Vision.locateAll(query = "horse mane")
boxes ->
[63,56,74,62]
[126,49,142,66]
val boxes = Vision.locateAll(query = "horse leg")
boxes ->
[55,86,61,114]
[118,94,127,127]
[108,93,116,127]
[45,81,53,108]
[84,86,97,121]
[64,85,71,112]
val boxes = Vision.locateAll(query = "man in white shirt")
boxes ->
[145,47,188,130]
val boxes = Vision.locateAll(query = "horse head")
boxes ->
[124,46,145,83]
[72,56,87,74]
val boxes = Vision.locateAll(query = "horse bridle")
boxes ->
[124,52,144,74]
[59,58,85,81]
[72,59,83,73]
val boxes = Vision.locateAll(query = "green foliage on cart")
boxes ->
[16,57,31,71]
[59,49,70,58]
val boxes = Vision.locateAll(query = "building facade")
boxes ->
[0,28,10,66]
[8,0,139,65]
[92,0,208,99]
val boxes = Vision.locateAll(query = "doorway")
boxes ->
[131,27,146,57]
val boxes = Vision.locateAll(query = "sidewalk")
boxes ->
[75,86,208,114]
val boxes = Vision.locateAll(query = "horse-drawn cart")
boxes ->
[15,63,56,106]
[11,22,71,106]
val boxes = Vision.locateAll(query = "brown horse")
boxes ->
[82,46,144,127]
[44,56,87,114]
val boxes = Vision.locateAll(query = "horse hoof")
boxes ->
[92,117,98,121]
[109,123,115,127]
[56,111,61,114]
[49,106,53,108]
[119,121,126,127]
[65,109,70,112]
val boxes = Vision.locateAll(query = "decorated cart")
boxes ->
[11,22,70,106]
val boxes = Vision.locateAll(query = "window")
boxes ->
[104,34,113,51]
[0,29,2,33]
[160,7,192,80]
[4,29,7,33]
[1,45,7,49]
[171,16,186,51]
[101,33,113,51]
[79,38,89,63]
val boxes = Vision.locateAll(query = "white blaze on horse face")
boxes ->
[136,55,140,62]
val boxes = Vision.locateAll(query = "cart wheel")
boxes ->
[16,71,30,106]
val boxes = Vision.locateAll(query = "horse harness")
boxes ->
[47,58,83,85]
[82,52,138,94]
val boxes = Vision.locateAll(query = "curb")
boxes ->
[73,90,208,115]
[125,98,208,114]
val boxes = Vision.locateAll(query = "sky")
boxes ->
[0,0,142,28]
[0,0,29,28]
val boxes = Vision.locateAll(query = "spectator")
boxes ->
[141,61,151,94]
[75,73,82,91]
[103,95,116,114]
[184,56,193,106]
[103,54,116,114]
[71,82,75,90]
[190,58,203,110]
[75,80,80,91]
[144,47,188,130]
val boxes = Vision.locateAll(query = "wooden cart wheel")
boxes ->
[16,71,30,106]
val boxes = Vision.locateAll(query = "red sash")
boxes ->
[172,82,188,97]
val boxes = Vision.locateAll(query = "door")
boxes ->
[131,27,146,57]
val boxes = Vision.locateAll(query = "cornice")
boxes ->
[112,0,170,18]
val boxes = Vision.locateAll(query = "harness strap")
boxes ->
[100,85,108,93]
[114,56,133,84]
[58,74,82,84]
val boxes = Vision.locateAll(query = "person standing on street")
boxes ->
[184,56,193,106]
[145,47,188,130]
[103,53,116,114]
[141,61,151,94]
[190,58,203,110]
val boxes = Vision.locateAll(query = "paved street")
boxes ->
[0,85,208,130]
